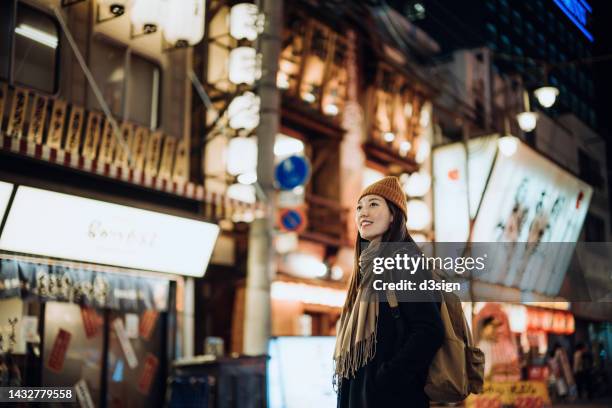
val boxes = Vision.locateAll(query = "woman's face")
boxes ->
[355,194,393,242]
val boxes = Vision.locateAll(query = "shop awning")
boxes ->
[0,257,169,312]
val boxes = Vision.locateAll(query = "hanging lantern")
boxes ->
[419,102,432,127]
[163,0,205,47]
[399,141,412,157]
[404,171,431,197]
[415,138,431,164]
[226,137,257,176]
[131,0,165,33]
[227,183,256,204]
[516,111,538,132]
[99,0,127,17]
[534,86,559,108]
[230,3,260,41]
[229,47,260,85]
[498,134,519,157]
[228,92,260,130]
[406,199,431,231]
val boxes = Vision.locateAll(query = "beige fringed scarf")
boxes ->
[333,242,381,383]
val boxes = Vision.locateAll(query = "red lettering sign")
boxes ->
[48,329,71,372]
[138,353,159,395]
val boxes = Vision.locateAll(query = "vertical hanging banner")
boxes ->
[82,112,103,160]
[114,123,134,167]
[172,139,188,182]
[98,119,117,163]
[132,127,149,172]
[125,313,139,339]
[65,106,85,154]
[138,353,159,395]
[145,131,163,177]
[113,318,138,369]
[47,328,72,372]
[7,87,29,138]
[47,99,67,149]
[0,82,7,130]
[158,136,177,180]
[74,379,95,408]
[139,310,159,340]
[80,307,103,338]
[27,94,48,144]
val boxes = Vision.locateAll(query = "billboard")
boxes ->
[433,138,592,296]
[471,141,592,295]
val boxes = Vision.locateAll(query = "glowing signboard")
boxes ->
[0,186,220,277]
[553,0,593,42]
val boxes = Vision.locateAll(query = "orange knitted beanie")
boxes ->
[358,176,407,218]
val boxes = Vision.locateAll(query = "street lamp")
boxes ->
[534,86,559,108]
[516,111,538,132]
[497,118,519,157]
[516,90,538,132]
[498,134,519,156]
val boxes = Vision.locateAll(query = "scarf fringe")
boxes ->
[333,313,378,390]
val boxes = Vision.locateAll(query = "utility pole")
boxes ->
[243,0,282,355]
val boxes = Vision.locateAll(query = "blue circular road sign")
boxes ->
[275,155,310,190]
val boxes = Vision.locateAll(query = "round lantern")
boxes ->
[130,0,164,33]
[230,3,260,41]
[226,137,257,176]
[229,47,260,85]
[163,0,205,47]
[228,92,260,130]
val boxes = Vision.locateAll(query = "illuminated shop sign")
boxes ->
[0,186,220,277]
[0,181,13,222]
[553,0,593,42]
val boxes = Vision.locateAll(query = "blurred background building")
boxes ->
[0,0,610,406]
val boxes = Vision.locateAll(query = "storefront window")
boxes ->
[106,310,165,407]
[42,302,104,405]
[13,2,59,94]
[89,38,161,129]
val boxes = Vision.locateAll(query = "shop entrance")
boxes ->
[40,302,168,407]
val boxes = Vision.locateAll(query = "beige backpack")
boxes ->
[386,290,484,403]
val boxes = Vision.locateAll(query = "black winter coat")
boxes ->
[337,298,444,408]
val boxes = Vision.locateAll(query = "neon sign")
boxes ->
[553,0,594,42]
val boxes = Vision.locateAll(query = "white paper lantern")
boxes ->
[230,3,260,41]
[228,92,260,130]
[415,138,431,164]
[274,134,304,157]
[404,171,431,197]
[226,137,257,176]
[130,0,165,32]
[229,47,260,85]
[227,183,256,204]
[406,199,431,231]
[163,0,205,47]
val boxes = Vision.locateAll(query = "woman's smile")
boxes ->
[356,194,393,241]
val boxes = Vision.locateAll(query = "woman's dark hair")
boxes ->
[342,199,416,316]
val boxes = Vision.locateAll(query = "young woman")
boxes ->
[334,176,444,408]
